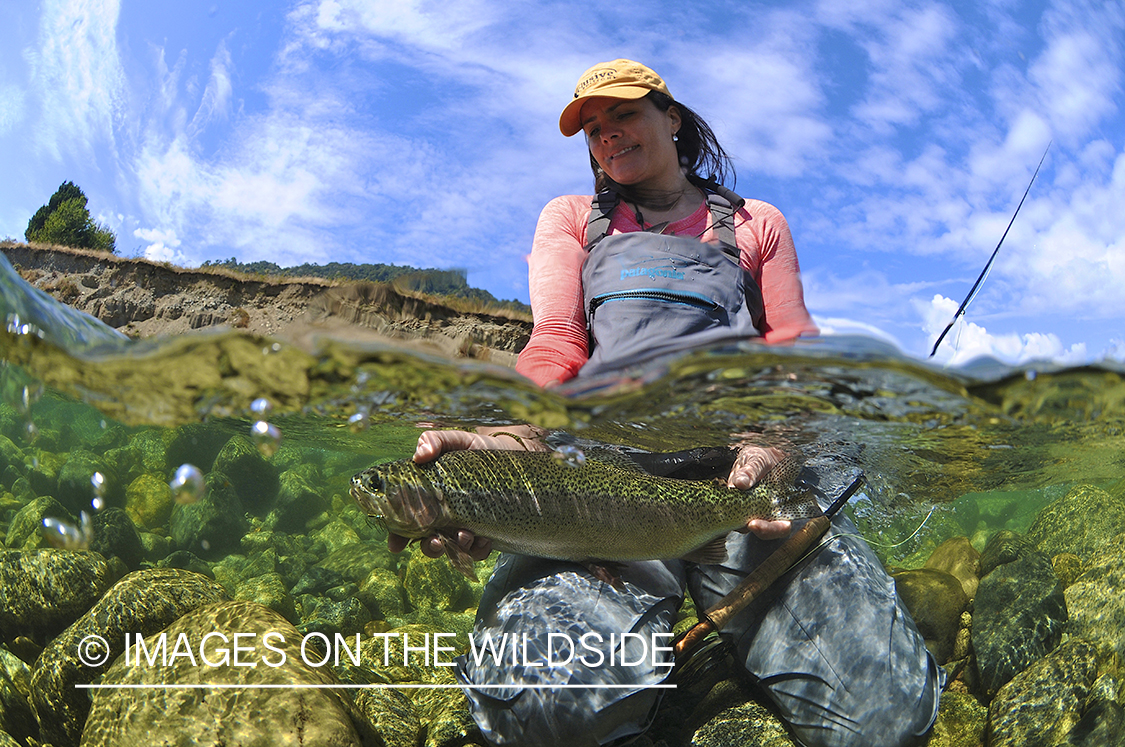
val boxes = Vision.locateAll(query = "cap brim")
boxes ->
[558,85,654,137]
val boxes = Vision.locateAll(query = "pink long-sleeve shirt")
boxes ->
[515,194,818,387]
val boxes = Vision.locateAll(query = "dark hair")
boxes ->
[589,91,736,204]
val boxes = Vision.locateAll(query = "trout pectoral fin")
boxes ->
[682,535,729,565]
[438,535,479,582]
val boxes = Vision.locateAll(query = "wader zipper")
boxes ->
[588,289,720,328]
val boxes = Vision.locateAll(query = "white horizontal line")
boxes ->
[75,683,677,690]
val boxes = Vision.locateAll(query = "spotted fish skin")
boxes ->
[350,449,820,568]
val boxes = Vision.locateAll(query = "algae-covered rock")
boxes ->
[88,506,145,569]
[972,549,1067,698]
[924,536,981,600]
[165,423,232,474]
[358,568,406,619]
[30,567,229,747]
[1052,552,1085,589]
[318,542,397,584]
[269,468,331,532]
[81,601,362,747]
[350,688,423,747]
[1064,537,1125,660]
[310,520,361,554]
[169,470,247,558]
[123,472,174,530]
[299,597,372,638]
[892,568,969,664]
[0,549,114,642]
[55,449,116,513]
[211,434,279,514]
[1027,483,1125,561]
[0,653,36,747]
[924,690,986,747]
[987,638,1098,747]
[403,550,470,611]
[234,571,298,624]
[4,495,73,549]
[978,529,1032,578]
[689,699,795,746]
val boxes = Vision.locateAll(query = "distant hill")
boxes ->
[200,257,531,315]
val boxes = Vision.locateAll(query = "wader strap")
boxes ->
[585,182,745,257]
[585,190,619,250]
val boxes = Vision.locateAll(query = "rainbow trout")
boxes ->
[351,449,821,581]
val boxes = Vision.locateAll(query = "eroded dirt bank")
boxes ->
[1,242,532,366]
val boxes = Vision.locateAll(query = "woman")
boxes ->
[395,60,942,747]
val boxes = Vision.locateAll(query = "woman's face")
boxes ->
[580,96,682,189]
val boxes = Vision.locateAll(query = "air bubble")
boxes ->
[552,444,587,468]
[1025,369,1037,381]
[170,464,206,505]
[251,421,281,458]
[42,511,94,550]
[250,398,273,417]
[348,409,370,433]
[91,472,107,499]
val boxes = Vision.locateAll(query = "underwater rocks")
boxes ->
[892,568,969,664]
[1028,483,1125,561]
[987,638,1099,747]
[0,549,115,642]
[169,470,248,558]
[972,546,1067,699]
[924,536,981,600]
[81,600,362,747]
[212,434,279,514]
[31,566,228,747]
[1064,536,1125,661]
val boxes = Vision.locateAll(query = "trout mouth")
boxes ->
[350,465,442,539]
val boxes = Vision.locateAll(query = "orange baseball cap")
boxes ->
[559,59,673,137]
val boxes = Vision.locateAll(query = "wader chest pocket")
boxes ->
[587,288,729,352]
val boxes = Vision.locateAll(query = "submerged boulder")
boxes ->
[1027,483,1125,561]
[891,568,969,664]
[81,601,361,747]
[924,536,980,600]
[972,549,1067,698]
[1064,536,1125,661]
[0,549,114,643]
[987,638,1099,747]
[31,567,228,747]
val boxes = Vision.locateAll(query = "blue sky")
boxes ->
[1,0,1122,366]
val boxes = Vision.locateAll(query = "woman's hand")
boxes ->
[727,443,793,540]
[388,426,546,560]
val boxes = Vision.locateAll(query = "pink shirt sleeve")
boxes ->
[514,195,818,388]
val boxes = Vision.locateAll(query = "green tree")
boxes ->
[25,181,116,253]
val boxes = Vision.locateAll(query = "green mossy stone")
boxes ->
[0,653,36,747]
[358,568,406,619]
[31,567,229,747]
[689,698,795,747]
[892,568,969,664]
[0,549,114,642]
[924,536,981,600]
[1027,484,1125,561]
[169,471,248,559]
[318,542,397,584]
[987,638,1099,747]
[309,520,361,555]
[80,601,361,747]
[269,469,331,533]
[924,691,987,747]
[4,495,73,549]
[350,687,423,747]
[234,571,298,625]
[403,550,470,611]
[55,449,117,513]
[1064,537,1125,661]
[124,472,174,531]
[211,434,279,515]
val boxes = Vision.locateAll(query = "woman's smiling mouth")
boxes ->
[609,145,638,160]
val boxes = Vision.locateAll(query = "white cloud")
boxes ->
[917,294,1089,366]
[0,85,26,137]
[134,226,185,264]
[27,0,126,159]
